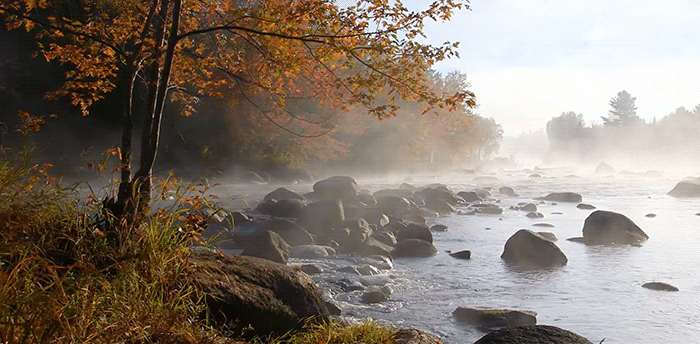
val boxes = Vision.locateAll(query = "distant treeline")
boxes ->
[545,90,700,169]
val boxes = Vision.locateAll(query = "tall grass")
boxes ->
[0,149,231,344]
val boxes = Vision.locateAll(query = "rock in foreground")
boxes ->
[474,325,594,344]
[501,229,567,268]
[642,282,679,291]
[581,210,648,245]
[189,249,330,338]
[453,307,536,328]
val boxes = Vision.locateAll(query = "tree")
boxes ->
[546,111,586,141]
[603,90,640,127]
[1,0,473,217]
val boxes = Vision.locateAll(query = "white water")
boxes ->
[216,169,700,343]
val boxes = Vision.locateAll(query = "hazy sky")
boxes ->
[404,0,700,136]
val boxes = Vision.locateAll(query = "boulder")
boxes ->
[668,177,700,197]
[536,232,557,242]
[577,203,596,210]
[418,187,461,206]
[393,328,441,344]
[373,188,415,200]
[529,173,542,178]
[526,212,543,219]
[313,176,359,200]
[453,307,537,328]
[581,210,648,245]
[642,282,679,291]
[519,203,537,212]
[231,211,251,227]
[477,205,503,215]
[240,230,290,264]
[430,224,448,232]
[357,265,380,276]
[298,264,322,275]
[361,286,391,304]
[499,187,518,197]
[395,223,433,243]
[457,191,481,202]
[256,199,305,219]
[501,229,567,268]
[257,219,314,246]
[449,250,471,260]
[424,197,455,215]
[289,245,330,259]
[377,195,414,217]
[357,237,394,258]
[474,325,594,344]
[189,249,329,338]
[371,231,398,246]
[595,162,616,175]
[392,239,438,258]
[302,199,345,233]
[263,187,305,202]
[537,192,582,203]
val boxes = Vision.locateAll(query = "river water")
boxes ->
[215,168,700,343]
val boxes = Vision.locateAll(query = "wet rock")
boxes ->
[519,203,537,212]
[418,187,461,206]
[256,199,305,219]
[357,265,380,276]
[642,282,679,291]
[430,224,448,232]
[336,278,364,291]
[356,255,394,270]
[476,204,503,215]
[453,307,537,328]
[240,230,290,264]
[457,191,481,202]
[392,239,438,258]
[189,249,329,338]
[501,229,567,268]
[668,177,700,197]
[298,264,322,275]
[581,210,648,245]
[377,195,414,217]
[336,266,360,275]
[289,245,331,259]
[577,203,596,210]
[526,211,544,219]
[566,237,586,243]
[532,223,554,227]
[263,187,305,202]
[474,325,594,344]
[359,275,392,287]
[361,286,391,304]
[324,300,342,316]
[424,197,455,215]
[449,250,471,260]
[537,192,582,203]
[645,213,657,218]
[499,187,518,197]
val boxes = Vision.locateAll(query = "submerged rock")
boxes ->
[577,203,596,210]
[474,325,594,344]
[392,239,438,258]
[537,192,582,203]
[642,282,679,291]
[581,210,648,245]
[449,250,471,260]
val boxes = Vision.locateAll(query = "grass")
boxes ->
[0,149,400,344]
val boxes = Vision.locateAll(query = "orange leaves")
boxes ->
[16,110,44,135]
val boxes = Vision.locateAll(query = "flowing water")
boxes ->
[216,169,700,343]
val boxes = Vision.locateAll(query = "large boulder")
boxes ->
[302,199,345,233]
[313,176,359,200]
[537,192,582,203]
[189,249,330,338]
[256,199,305,219]
[263,187,305,202]
[474,325,594,344]
[289,245,332,259]
[357,237,394,258]
[395,223,433,243]
[417,187,461,206]
[453,307,537,328]
[499,187,518,197]
[581,210,648,245]
[668,177,700,197]
[457,191,481,202]
[424,197,455,215]
[377,195,414,217]
[392,239,437,258]
[501,230,568,268]
[240,230,291,264]
[257,219,314,246]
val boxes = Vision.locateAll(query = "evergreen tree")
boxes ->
[603,90,641,126]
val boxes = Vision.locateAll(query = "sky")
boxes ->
[402,0,700,136]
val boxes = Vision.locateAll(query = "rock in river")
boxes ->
[581,210,648,245]
[537,192,582,203]
[392,239,437,258]
[453,306,537,328]
[642,282,679,291]
[474,325,594,344]
[501,229,567,268]
[668,177,700,197]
